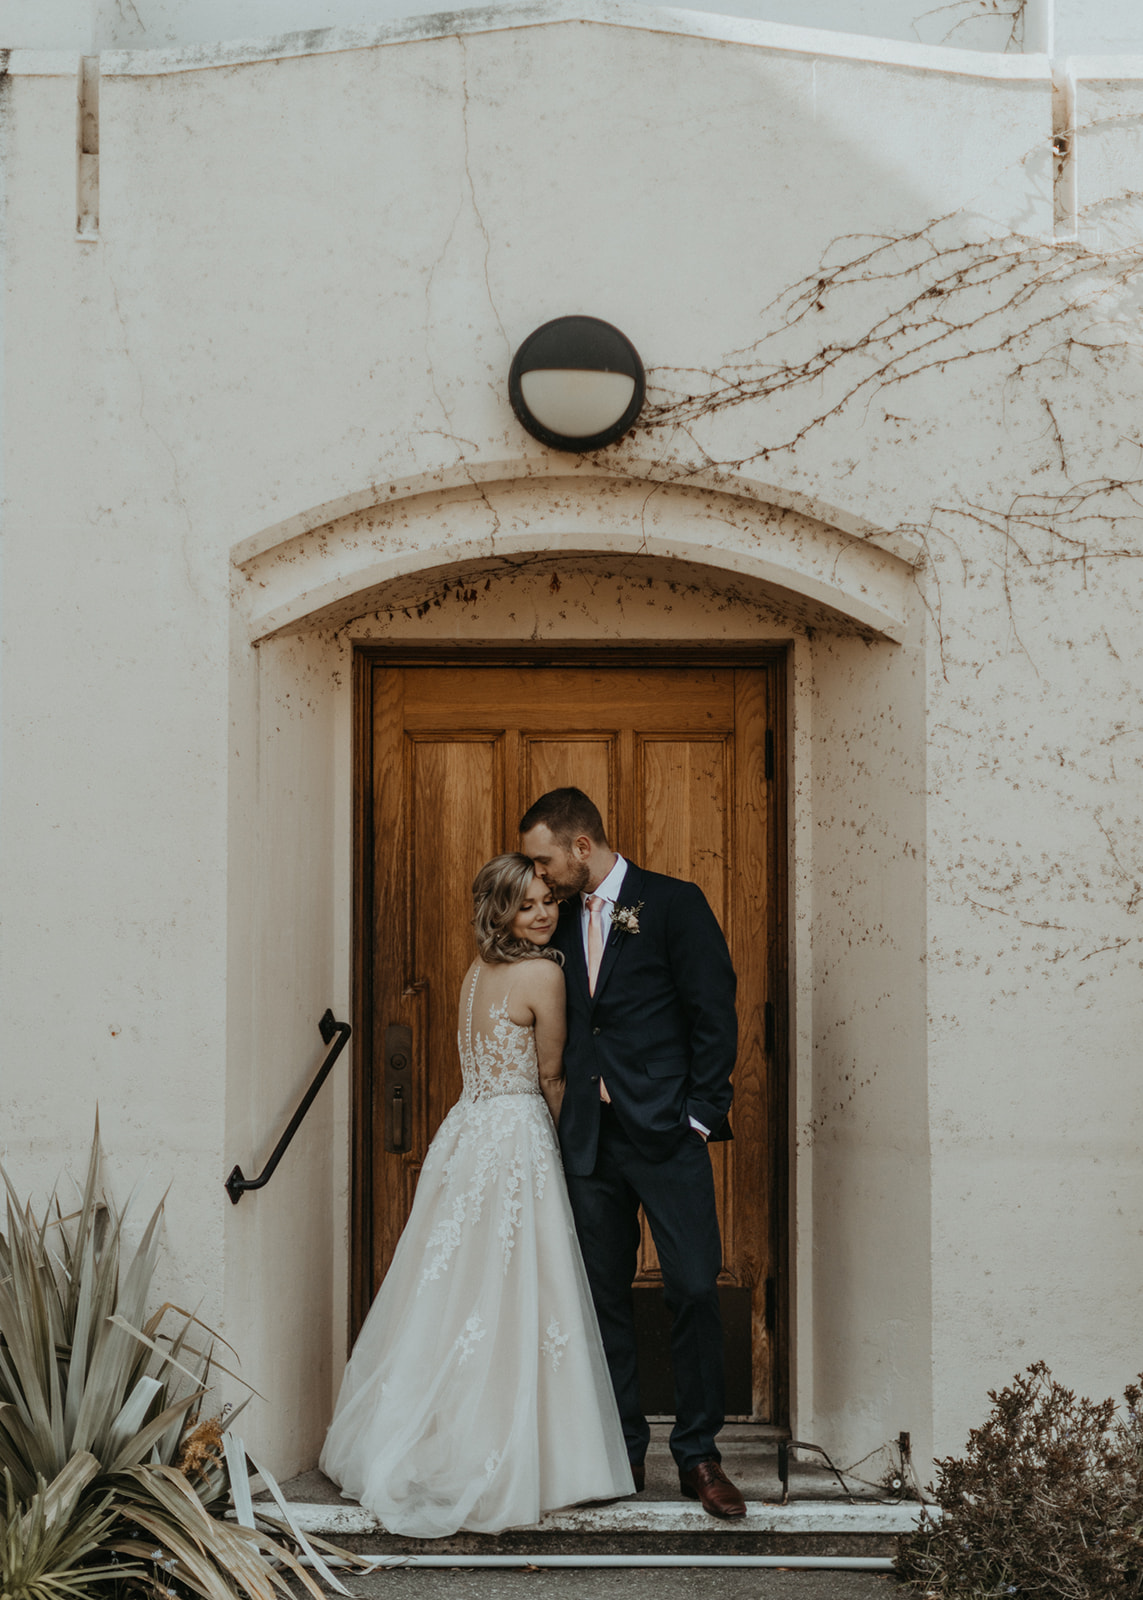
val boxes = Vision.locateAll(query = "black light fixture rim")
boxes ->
[508,314,646,453]
[513,314,644,379]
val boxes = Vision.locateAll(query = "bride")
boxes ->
[320,853,634,1536]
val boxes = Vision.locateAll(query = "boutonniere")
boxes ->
[609,901,644,936]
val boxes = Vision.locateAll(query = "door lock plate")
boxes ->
[382,1022,413,1152]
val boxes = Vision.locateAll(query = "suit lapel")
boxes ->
[589,862,645,1007]
[556,899,591,999]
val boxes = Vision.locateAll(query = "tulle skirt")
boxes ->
[320,1090,633,1536]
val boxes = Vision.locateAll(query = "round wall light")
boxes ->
[509,315,646,452]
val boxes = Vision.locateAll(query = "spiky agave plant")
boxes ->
[0,1454,125,1600]
[0,1124,328,1600]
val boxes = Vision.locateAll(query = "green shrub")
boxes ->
[896,1361,1143,1599]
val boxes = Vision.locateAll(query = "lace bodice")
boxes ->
[457,963,541,1101]
[412,962,554,1289]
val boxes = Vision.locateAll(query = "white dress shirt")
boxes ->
[580,854,628,962]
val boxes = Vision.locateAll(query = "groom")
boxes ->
[520,787,746,1519]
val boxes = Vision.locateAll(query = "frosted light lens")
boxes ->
[519,369,637,439]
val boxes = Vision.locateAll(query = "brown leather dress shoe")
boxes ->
[679,1459,747,1518]
[630,1459,646,1492]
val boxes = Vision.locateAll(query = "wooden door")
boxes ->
[352,653,787,1421]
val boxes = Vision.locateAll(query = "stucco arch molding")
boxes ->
[234,476,918,642]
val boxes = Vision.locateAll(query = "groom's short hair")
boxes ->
[520,787,609,848]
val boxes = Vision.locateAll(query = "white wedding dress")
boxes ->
[320,959,633,1536]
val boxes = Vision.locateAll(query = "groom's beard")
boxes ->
[546,860,591,901]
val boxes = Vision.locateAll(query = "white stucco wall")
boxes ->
[807,629,930,1459]
[2,4,1141,1482]
[8,0,1143,54]
[1,0,1115,53]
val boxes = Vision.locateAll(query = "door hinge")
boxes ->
[764,1000,776,1055]
[765,1276,777,1334]
[764,728,775,781]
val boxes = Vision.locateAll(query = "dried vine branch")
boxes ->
[639,215,1143,476]
[914,0,1026,51]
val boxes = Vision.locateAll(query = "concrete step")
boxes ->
[278,1495,923,1560]
[263,1427,927,1561]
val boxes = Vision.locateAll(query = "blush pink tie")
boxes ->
[585,895,611,1102]
[586,895,605,995]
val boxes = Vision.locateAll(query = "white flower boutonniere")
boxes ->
[610,901,644,936]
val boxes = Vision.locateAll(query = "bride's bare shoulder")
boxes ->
[514,954,565,995]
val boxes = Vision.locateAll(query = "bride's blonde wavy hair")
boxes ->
[472,853,563,966]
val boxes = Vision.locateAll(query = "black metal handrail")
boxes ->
[225,1009,352,1204]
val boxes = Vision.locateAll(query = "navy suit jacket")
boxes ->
[554,861,737,1177]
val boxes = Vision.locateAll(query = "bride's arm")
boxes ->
[519,959,567,1125]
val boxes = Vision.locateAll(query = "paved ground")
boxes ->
[294,1567,903,1600]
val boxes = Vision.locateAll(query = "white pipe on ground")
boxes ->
[304,1553,894,1571]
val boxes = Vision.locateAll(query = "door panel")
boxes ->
[522,738,617,836]
[634,733,734,1289]
[411,735,500,1137]
[355,656,786,1420]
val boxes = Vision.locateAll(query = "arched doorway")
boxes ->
[231,470,917,1458]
